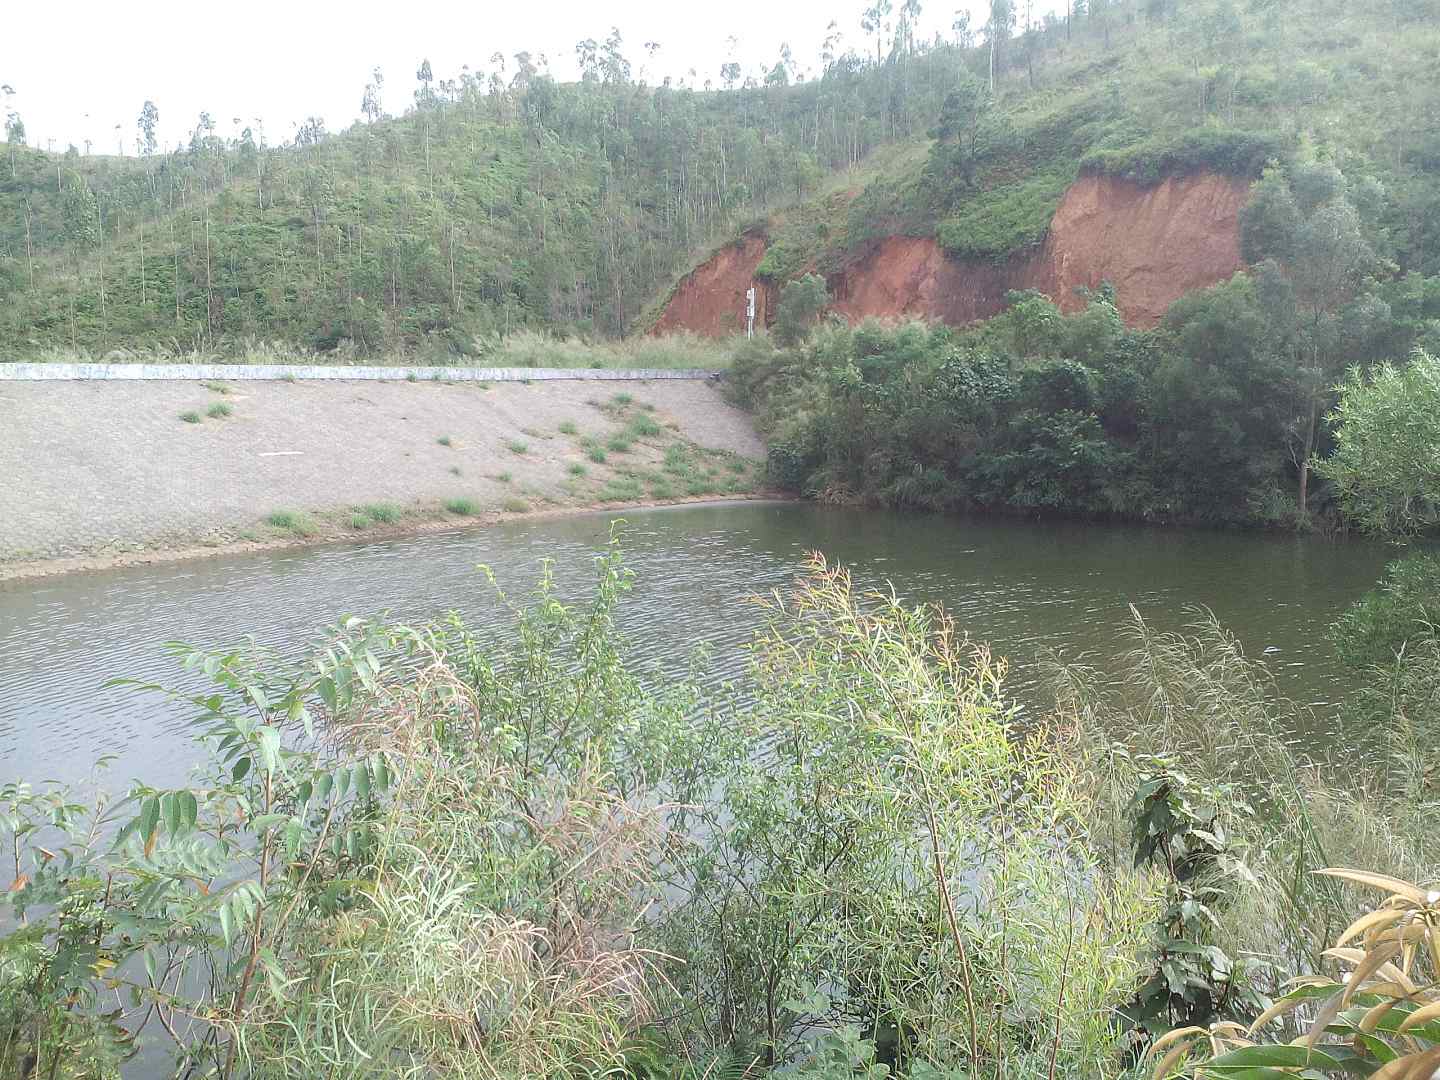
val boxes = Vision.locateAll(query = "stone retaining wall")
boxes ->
[0,363,721,382]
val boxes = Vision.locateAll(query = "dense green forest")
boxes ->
[4,0,1439,357]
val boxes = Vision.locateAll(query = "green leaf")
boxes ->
[178,791,198,833]
[138,796,160,846]
[163,792,181,838]
[256,727,282,776]
[1207,1044,1343,1069]
[218,900,235,948]
[232,756,252,782]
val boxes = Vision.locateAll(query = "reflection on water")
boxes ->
[0,503,1392,791]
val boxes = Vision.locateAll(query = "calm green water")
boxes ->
[0,502,1393,792]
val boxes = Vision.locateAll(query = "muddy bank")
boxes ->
[0,377,765,572]
[659,171,1251,332]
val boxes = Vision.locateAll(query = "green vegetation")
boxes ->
[505,439,528,455]
[501,496,531,513]
[264,509,318,536]
[442,496,479,516]
[203,380,230,394]
[178,410,201,424]
[436,434,452,447]
[605,433,633,453]
[737,147,1440,531]
[493,471,512,484]
[357,501,402,525]
[1316,351,1440,536]
[598,476,643,502]
[557,420,578,435]
[774,273,830,346]
[586,446,607,464]
[9,544,1440,1077]
[566,462,587,477]
[205,401,232,419]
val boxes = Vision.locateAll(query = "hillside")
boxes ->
[0,33,963,357]
[4,0,1439,358]
[659,0,1440,334]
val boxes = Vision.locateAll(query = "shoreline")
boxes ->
[0,494,794,585]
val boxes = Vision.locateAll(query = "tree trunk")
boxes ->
[1298,397,1318,516]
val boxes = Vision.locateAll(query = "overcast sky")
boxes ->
[2,0,1066,154]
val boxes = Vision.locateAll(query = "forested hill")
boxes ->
[2,0,1439,358]
[0,28,958,357]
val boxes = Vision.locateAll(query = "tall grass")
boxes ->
[21,331,739,371]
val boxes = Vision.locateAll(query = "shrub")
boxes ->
[587,447,607,464]
[774,273,830,347]
[558,420,578,435]
[206,402,233,419]
[502,497,531,513]
[629,414,662,438]
[179,410,202,423]
[359,502,402,524]
[1316,350,1440,536]
[1330,554,1440,669]
[506,439,528,455]
[444,497,480,515]
[606,434,633,453]
[567,463,587,477]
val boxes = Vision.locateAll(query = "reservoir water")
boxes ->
[0,502,1394,793]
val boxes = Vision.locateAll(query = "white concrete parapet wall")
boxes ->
[0,363,722,382]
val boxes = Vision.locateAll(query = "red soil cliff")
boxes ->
[656,172,1251,334]
[652,233,770,337]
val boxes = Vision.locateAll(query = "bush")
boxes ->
[1330,554,1440,670]
[444,497,480,515]
[773,273,830,347]
[1316,350,1440,535]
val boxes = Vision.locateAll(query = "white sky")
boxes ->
[2,0,1065,155]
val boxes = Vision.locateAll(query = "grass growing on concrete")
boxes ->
[265,510,318,537]
[444,497,481,516]
[629,413,662,438]
[599,476,645,502]
[358,502,402,524]
[206,402,233,419]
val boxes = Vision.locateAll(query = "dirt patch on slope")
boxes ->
[1028,171,1251,325]
[653,234,770,337]
[661,172,1251,334]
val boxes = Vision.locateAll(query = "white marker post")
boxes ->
[746,286,756,340]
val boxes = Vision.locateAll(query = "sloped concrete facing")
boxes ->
[0,363,722,382]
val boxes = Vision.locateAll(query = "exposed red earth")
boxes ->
[656,171,1252,334]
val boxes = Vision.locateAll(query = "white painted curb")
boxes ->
[0,363,723,383]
